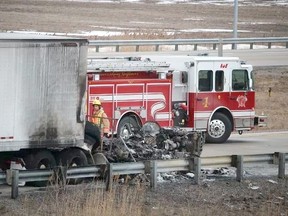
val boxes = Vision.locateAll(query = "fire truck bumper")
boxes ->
[254,114,267,127]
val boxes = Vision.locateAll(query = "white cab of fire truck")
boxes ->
[86,56,266,144]
[145,55,267,143]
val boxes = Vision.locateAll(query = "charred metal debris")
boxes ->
[98,127,204,163]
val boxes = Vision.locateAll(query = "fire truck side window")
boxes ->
[215,70,224,91]
[198,70,213,91]
[232,70,249,91]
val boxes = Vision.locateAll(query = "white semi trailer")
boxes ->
[0,33,95,177]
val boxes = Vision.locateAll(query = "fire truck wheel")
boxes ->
[206,112,232,143]
[57,148,88,184]
[118,116,141,140]
[24,150,57,187]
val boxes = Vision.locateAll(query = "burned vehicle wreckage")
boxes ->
[85,121,204,164]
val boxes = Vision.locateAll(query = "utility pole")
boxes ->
[232,0,238,49]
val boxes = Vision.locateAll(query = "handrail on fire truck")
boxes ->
[87,57,171,73]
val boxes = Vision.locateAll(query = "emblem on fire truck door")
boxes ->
[236,95,247,108]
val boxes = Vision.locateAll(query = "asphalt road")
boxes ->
[202,131,288,157]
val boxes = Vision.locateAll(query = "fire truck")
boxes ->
[86,55,267,143]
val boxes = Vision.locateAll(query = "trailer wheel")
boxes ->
[206,112,232,143]
[24,150,56,187]
[58,148,88,168]
[118,116,141,140]
[57,148,88,184]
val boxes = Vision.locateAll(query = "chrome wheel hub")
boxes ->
[209,119,225,138]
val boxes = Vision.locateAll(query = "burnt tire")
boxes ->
[24,150,57,187]
[117,116,141,140]
[206,112,232,143]
[84,121,101,150]
[57,148,88,184]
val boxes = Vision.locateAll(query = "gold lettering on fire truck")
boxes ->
[236,95,248,107]
[202,97,209,108]
[102,72,140,78]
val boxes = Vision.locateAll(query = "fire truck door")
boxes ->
[195,69,214,130]
[229,69,253,128]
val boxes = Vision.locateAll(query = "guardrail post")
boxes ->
[155,45,159,52]
[194,44,197,51]
[286,42,288,48]
[236,155,243,182]
[150,160,157,190]
[250,43,253,49]
[213,44,217,50]
[136,45,139,52]
[273,152,280,165]
[11,170,19,199]
[116,45,120,52]
[268,42,272,49]
[232,155,244,182]
[175,45,178,51]
[106,163,113,191]
[218,39,223,57]
[53,166,67,187]
[278,153,286,179]
[96,46,99,52]
[194,157,201,185]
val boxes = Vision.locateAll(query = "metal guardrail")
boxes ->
[88,37,288,54]
[1,152,287,199]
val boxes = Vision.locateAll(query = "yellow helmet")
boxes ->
[92,99,101,106]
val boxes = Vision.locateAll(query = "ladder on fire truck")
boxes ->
[87,57,171,73]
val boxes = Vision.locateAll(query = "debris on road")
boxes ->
[98,127,204,163]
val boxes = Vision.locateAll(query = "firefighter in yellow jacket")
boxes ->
[91,99,110,138]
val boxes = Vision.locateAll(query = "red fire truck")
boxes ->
[86,55,266,143]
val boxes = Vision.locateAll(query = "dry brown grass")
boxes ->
[18,183,145,216]
[254,66,288,131]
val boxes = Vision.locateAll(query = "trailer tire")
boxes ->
[206,112,232,143]
[118,116,141,140]
[57,148,88,184]
[24,150,56,187]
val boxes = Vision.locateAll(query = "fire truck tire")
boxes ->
[57,148,88,184]
[24,150,57,187]
[118,116,141,140]
[206,112,232,143]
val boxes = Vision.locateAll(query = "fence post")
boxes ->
[150,160,157,190]
[278,153,286,179]
[106,163,113,191]
[11,170,19,199]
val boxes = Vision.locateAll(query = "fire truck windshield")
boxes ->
[232,69,249,91]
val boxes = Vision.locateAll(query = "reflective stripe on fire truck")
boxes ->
[194,110,255,118]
